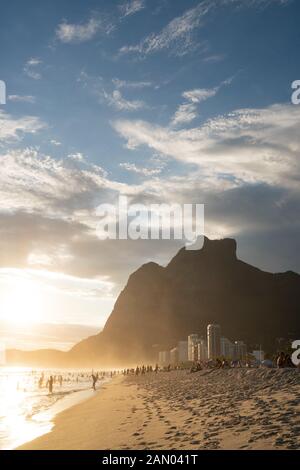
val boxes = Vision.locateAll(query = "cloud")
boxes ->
[171,103,198,126]
[77,71,147,112]
[171,78,234,127]
[119,0,291,57]
[120,162,162,176]
[113,103,300,190]
[50,139,62,146]
[56,15,114,44]
[182,87,219,103]
[119,1,212,57]
[8,95,36,104]
[0,110,45,142]
[119,0,146,18]
[0,147,113,216]
[112,78,152,89]
[23,58,43,80]
[103,89,146,111]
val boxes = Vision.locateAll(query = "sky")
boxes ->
[0,0,300,350]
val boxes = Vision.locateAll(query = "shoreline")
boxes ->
[18,369,300,450]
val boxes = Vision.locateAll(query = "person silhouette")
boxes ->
[48,376,54,394]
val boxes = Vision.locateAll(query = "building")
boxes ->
[197,338,208,362]
[188,334,199,361]
[207,324,221,359]
[252,350,264,362]
[170,347,179,364]
[177,341,188,362]
[158,350,170,365]
[234,341,247,361]
[221,337,235,359]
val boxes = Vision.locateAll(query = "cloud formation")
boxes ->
[8,95,36,104]
[119,0,146,18]
[0,110,45,142]
[56,16,114,44]
[119,0,291,57]
[23,58,43,80]
[113,103,300,189]
[103,89,146,111]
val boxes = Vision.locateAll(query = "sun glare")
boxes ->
[0,278,42,325]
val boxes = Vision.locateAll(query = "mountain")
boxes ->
[7,237,300,366]
[69,237,300,365]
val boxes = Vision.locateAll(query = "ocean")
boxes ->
[0,367,109,450]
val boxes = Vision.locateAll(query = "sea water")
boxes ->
[0,367,108,449]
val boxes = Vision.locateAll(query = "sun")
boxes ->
[0,278,42,325]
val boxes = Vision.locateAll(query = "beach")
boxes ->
[18,368,300,450]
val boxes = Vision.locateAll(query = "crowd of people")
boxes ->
[32,351,297,393]
[122,364,159,376]
[276,351,295,368]
[188,352,298,373]
[35,370,119,394]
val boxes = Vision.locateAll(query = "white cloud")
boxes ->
[171,79,233,127]
[119,1,212,57]
[104,89,146,111]
[56,16,113,44]
[0,147,110,216]
[23,58,43,80]
[67,152,87,162]
[119,0,291,57]
[50,139,62,146]
[171,103,198,126]
[112,78,152,89]
[120,162,162,176]
[8,95,36,104]
[182,87,219,103]
[0,110,45,142]
[113,103,300,190]
[119,0,146,18]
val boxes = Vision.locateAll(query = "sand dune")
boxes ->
[19,368,300,450]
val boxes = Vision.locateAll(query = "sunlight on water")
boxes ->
[0,367,108,449]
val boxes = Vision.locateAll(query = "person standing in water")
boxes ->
[48,376,54,394]
[91,373,98,391]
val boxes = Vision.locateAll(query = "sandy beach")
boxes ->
[19,368,300,450]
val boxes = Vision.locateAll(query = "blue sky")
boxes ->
[1,0,300,349]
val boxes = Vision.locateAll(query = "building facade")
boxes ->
[197,338,208,362]
[234,341,247,361]
[188,334,199,361]
[221,336,235,359]
[207,324,221,359]
[177,341,188,362]
[158,350,171,365]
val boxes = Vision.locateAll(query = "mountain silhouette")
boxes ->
[7,237,300,366]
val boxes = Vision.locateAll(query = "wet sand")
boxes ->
[19,369,300,450]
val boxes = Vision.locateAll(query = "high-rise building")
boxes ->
[234,341,247,361]
[158,350,171,365]
[177,341,188,362]
[221,337,235,359]
[170,347,179,364]
[188,334,199,361]
[207,324,221,359]
[197,338,208,362]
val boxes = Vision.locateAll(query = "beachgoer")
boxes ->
[48,376,53,394]
[91,373,98,391]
